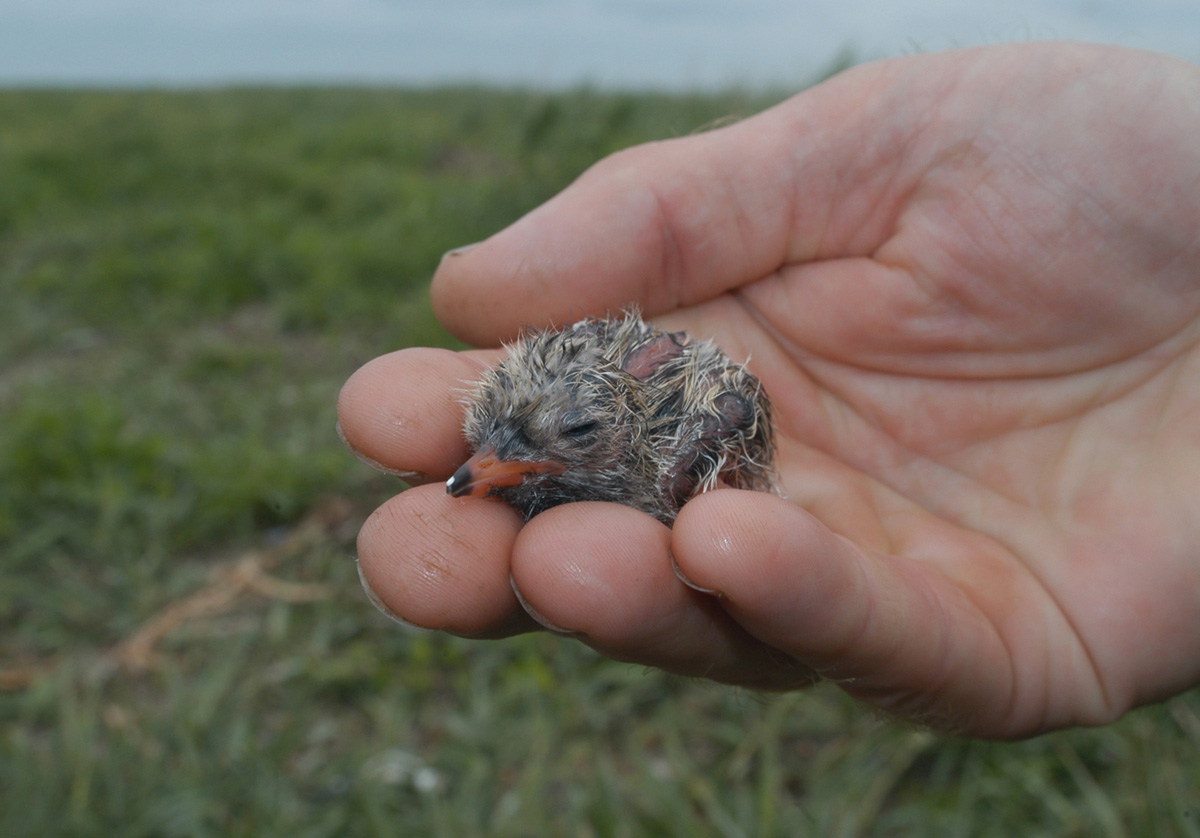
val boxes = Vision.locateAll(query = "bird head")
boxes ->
[447,327,649,516]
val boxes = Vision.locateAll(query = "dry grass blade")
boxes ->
[1,499,350,684]
[110,500,348,672]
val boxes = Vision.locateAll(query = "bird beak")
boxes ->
[446,445,566,498]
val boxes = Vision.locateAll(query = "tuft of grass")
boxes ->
[1,84,1198,837]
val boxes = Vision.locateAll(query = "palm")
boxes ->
[708,183,1199,720]
[680,68,1200,727]
[342,42,1200,737]
[729,94,1199,549]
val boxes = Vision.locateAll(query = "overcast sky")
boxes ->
[1,0,1197,90]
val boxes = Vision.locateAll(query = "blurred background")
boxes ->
[3,0,1199,89]
[2,2,1199,836]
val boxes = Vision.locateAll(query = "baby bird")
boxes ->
[446,311,776,525]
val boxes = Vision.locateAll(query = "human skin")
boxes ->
[337,41,1200,738]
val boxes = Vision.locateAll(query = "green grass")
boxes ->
[1,85,1198,837]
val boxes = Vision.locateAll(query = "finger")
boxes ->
[337,346,499,484]
[430,56,938,346]
[509,502,817,689]
[670,489,1026,735]
[356,482,539,638]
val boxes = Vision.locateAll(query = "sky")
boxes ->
[1,0,1197,91]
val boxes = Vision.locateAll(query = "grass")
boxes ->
[1,83,1198,837]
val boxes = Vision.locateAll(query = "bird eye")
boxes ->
[562,420,598,438]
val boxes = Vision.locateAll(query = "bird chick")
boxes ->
[447,312,776,525]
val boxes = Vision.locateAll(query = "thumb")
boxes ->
[429,56,930,347]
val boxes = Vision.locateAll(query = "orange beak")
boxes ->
[446,445,566,498]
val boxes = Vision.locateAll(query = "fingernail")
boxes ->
[357,560,432,632]
[510,574,585,637]
[443,241,479,258]
[336,421,431,484]
[669,550,723,597]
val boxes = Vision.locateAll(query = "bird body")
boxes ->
[447,312,775,525]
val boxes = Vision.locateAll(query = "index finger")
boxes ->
[337,346,499,483]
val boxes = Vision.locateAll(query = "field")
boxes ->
[1,84,1198,836]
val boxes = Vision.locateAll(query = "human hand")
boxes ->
[338,42,1200,737]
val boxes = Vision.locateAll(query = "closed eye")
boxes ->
[563,420,598,438]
